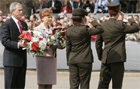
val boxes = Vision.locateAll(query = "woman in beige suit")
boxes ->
[34,8,58,89]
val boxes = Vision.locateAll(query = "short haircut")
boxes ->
[9,2,22,13]
[109,13,118,17]
[72,16,83,24]
[134,15,139,19]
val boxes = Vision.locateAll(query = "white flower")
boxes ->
[39,39,47,50]
[33,31,42,37]
[28,42,33,50]
[51,36,55,40]
[47,38,50,42]
[32,37,39,42]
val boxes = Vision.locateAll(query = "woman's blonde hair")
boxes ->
[39,8,53,19]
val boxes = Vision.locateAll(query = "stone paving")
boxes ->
[0,69,140,89]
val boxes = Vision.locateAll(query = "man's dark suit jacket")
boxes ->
[46,0,62,13]
[37,3,47,9]
[1,18,28,67]
[66,20,103,65]
[73,2,83,9]
[96,18,139,64]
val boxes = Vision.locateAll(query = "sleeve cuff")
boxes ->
[17,42,20,49]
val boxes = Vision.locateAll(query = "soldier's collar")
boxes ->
[109,18,116,21]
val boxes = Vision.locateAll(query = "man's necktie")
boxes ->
[18,21,23,33]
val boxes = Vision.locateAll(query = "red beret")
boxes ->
[107,3,120,13]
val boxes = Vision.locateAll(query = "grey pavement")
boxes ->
[0,70,140,89]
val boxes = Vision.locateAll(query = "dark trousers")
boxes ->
[98,62,124,89]
[4,66,26,89]
[38,84,52,89]
[69,63,92,89]
[120,1,127,13]
[127,1,137,13]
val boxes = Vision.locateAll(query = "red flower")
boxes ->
[91,35,97,40]
[39,38,43,41]
[24,32,32,41]
[52,30,56,35]
[18,33,26,38]
[24,41,27,44]
[61,32,65,37]
[31,42,38,51]
[47,42,49,46]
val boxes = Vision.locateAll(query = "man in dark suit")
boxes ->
[73,0,83,9]
[46,0,62,13]
[36,0,47,13]
[1,2,28,89]
[96,3,139,89]
[126,0,138,13]
[66,8,103,89]
[69,0,75,10]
